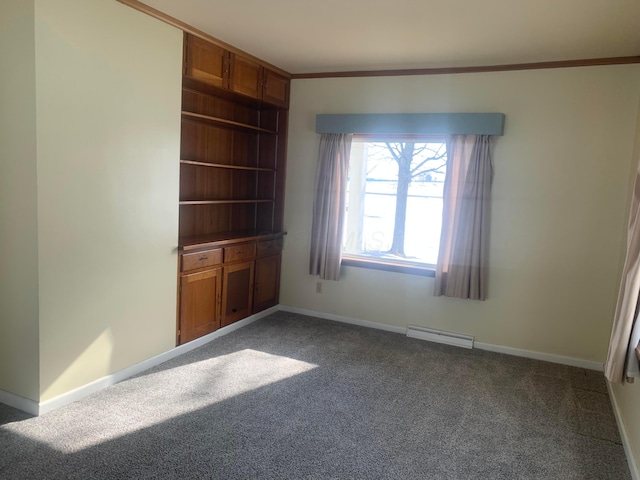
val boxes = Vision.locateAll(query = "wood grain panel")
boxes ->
[180,164,238,202]
[257,170,275,200]
[231,131,259,167]
[229,53,262,100]
[253,254,281,313]
[259,109,280,133]
[184,34,228,87]
[180,120,209,161]
[179,268,221,344]
[182,88,260,127]
[229,203,257,233]
[231,170,258,200]
[222,261,254,326]
[181,120,259,167]
[224,242,257,263]
[181,248,223,272]
[262,69,289,107]
[255,203,275,232]
[273,110,289,232]
[179,204,233,237]
[256,238,283,258]
[210,128,238,166]
[258,133,277,170]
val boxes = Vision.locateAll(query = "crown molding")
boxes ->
[291,56,640,79]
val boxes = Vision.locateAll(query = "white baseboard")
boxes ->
[607,382,640,480]
[279,305,603,371]
[2,304,605,416]
[0,389,39,416]
[474,342,603,371]
[279,305,406,334]
[4,306,279,416]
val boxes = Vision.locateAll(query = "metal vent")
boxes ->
[406,325,474,349]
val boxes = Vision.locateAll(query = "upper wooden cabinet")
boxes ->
[262,69,289,108]
[229,53,262,100]
[183,33,289,108]
[184,35,229,88]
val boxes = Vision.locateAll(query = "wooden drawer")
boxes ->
[181,248,222,272]
[224,242,256,263]
[256,238,283,258]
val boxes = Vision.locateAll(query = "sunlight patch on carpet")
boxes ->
[2,349,317,453]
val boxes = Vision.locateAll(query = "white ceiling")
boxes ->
[139,0,640,74]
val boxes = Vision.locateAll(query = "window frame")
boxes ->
[341,133,446,277]
[341,255,436,277]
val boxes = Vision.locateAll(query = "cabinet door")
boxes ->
[179,268,222,344]
[222,260,255,327]
[253,254,281,313]
[262,69,289,108]
[229,53,262,100]
[184,34,229,88]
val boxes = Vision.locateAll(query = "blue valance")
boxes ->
[315,113,505,136]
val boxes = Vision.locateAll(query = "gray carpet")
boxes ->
[0,311,630,479]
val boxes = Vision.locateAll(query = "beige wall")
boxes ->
[0,0,40,401]
[33,0,183,401]
[283,65,640,363]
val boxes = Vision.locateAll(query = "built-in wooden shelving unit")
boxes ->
[176,32,289,345]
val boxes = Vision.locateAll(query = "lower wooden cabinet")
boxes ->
[253,254,281,313]
[222,260,254,327]
[177,237,282,345]
[179,268,222,344]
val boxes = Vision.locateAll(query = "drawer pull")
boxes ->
[199,256,208,261]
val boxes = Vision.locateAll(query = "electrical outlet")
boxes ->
[316,282,322,294]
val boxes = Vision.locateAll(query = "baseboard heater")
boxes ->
[406,325,474,349]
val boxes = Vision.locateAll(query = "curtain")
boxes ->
[605,158,640,384]
[309,133,352,280]
[434,135,493,300]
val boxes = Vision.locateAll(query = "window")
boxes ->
[343,136,447,275]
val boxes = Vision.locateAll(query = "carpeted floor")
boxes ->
[0,311,630,479]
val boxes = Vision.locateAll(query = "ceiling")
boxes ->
[139,0,640,74]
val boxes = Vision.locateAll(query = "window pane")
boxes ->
[344,140,446,266]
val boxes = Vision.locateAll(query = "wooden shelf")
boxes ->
[180,160,274,172]
[181,111,277,134]
[179,230,285,251]
[179,199,274,205]
[183,76,271,110]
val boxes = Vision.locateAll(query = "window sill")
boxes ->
[341,256,436,277]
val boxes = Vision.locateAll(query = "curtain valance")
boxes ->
[316,113,505,136]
